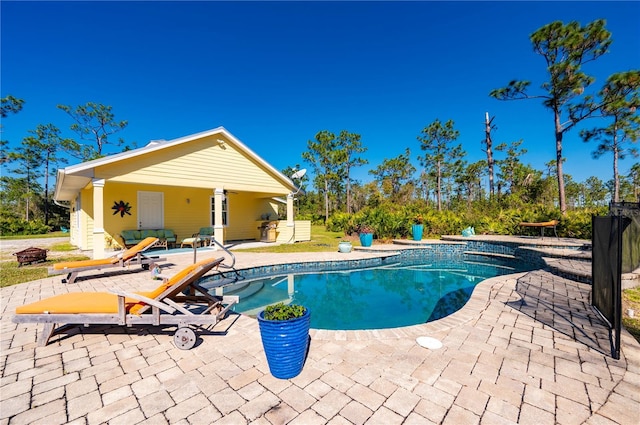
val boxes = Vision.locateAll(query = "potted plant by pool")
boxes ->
[357,224,375,247]
[257,302,311,379]
[338,240,352,253]
[412,214,424,241]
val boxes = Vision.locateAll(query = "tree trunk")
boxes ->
[485,112,495,197]
[436,162,442,211]
[346,165,352,214]
[613,121,620,203]
[25,169,31,221]
[324,178,329,224]
[44,154,50,225]
[555,110,567,215]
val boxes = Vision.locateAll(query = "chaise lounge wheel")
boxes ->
[174,327,196,350]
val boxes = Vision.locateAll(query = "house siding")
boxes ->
[95,135,289,195]
[70,195,79,247]
[275,221,311,243]
[80,188,93,252]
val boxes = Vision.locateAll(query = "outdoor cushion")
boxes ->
[129,257,219,315]
[117,237,158,258]
[53,258,117,270]
[199,227,214,236]
[52,237,158,271]
[121,229,176,243]
[141,229,157,239]
[15,292,141,314]
[180,237,202,248]
[121,230,137,241]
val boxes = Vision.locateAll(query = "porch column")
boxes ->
[286,193,294,226]
[213,188,224,245]
[92,178,106,259]
[286,193,295,243]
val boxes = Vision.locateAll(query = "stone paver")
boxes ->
[1,237,639,424]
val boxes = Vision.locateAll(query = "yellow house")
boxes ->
[54,127,310,258]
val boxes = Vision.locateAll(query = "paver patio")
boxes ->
[1,239,639,424]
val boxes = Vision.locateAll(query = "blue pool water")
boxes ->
[211,258,533,330]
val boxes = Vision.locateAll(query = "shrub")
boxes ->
[563,207,606,239]
[0,216,50,236]
[326,212,353,233]
[263,303,306,321]
[26,219,51,235]
[326,203,602,240]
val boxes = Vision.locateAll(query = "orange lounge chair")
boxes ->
[49,237,165,284]
[14,257,239,349]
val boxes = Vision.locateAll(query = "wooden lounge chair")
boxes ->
[518,219,559,238]
[14,257,239,350]
[49,237,165,284]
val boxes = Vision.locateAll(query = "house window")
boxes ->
[211,195,228,226]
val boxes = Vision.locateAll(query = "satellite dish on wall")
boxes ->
[291,169,307,180]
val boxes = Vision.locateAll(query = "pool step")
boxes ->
[464,251,516,260]
[542,257,592,284]
[227,281,265,300]
[221,280,251,294]
[463,260,517,271]
[201,276,244,290]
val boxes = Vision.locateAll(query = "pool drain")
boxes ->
[416,336,443,349]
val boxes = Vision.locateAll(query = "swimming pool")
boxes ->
[208,257,533,330]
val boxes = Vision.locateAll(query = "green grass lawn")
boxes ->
[234,225,350,253]
[0,253,90,288]
[623,287,640,343]
[0,236,89,288]
[0,231,68,240]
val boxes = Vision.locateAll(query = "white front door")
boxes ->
[137,191,164,229]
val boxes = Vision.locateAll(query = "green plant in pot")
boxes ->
[257,302,311,379]
[357,224,375,247]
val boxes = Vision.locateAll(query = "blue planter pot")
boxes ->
[412,224,424,241]
[257,308,311,379]
[359,233,373,247]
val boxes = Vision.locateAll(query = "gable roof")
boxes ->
[54,126,297,200]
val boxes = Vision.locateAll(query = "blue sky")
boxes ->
[2,1,639,189]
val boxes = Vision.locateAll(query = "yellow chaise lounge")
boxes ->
[49,237,165,284]
[14,257,239,350]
